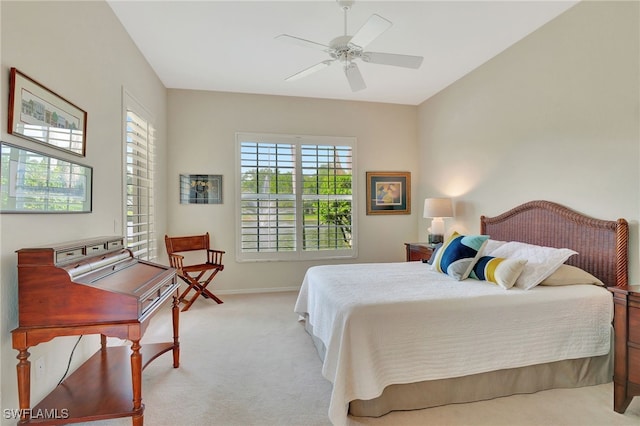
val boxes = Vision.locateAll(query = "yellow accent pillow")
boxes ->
[470,256,528,289]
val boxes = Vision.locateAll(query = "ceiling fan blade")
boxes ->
[362,52,424,69]
[349,14,392,49]
[275,34,330,51]
[285,60,334,81]
[344,62,366,92]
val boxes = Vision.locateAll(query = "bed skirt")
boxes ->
[302,316,613,418]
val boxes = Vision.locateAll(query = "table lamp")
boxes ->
[423,198,453,244]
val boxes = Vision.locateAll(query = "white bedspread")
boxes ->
[293,262,613,426]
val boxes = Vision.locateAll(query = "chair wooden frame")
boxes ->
[164,232,225,311]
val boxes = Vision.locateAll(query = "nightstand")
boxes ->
[609,284,640,413]
[404,242,434,262]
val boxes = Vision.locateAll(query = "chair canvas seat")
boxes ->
[182,263,218,273]
[165,233,225,311]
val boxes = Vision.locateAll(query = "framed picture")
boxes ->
[366,171,411,215]
[1,142,92,213]
[8,68,87,157]
[180,174,223,204]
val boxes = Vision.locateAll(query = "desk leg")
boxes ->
[16,348,31,424]
[130,339,143,426]
[172,295,180,368]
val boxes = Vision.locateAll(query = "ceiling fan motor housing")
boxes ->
[330,35,362,64]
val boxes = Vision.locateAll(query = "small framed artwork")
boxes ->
[8,68,87,157]
[366,171,411,215]
[180,174,223,204]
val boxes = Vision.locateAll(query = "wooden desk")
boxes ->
[609,284,640,413]
[12,237,179,425]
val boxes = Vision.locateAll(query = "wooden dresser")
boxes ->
[404,242,434,262]
[609,284,640,413]
[11,236,179,425]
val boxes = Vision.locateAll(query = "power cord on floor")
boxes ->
[57,335,83,386]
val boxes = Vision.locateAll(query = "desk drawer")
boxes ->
[56,248,84,263]
[141,278,177,316]
[86,244,107,256]
[107,239,124,250]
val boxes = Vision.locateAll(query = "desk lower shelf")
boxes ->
[26,343,176,425]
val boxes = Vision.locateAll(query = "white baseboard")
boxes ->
[214,286,300,295]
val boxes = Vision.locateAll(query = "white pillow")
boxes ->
[483,239,507,256]
[489,241,578,290]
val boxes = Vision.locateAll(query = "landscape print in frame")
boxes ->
[8,67,87,156]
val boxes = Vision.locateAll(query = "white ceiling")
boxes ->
[107,0,578,106]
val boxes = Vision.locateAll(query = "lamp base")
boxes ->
[428,234,444,245]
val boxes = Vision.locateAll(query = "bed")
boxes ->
[293,200,629,426]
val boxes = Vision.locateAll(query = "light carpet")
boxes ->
[79,291,640,426]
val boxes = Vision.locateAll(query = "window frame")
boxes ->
[235,132,357,262]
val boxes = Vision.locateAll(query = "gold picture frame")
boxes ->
[366,171,411,215]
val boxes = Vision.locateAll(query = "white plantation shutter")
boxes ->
[124,97,156,260]
[236,132,357,261]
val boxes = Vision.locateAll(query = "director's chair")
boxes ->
[164,232,225,311]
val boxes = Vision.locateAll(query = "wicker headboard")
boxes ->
[480,200,628,288]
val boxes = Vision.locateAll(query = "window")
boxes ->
[236,132,357,261]
[123,92,156,260]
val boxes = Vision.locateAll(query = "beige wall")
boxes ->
[0,1,168,419]
[1,0,638,420]
[417,0,639,283]
[166,90,419,291]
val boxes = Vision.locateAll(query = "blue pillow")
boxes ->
[426,242,443,265]
[432,232,489,280]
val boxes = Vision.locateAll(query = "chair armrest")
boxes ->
[207,249,225,266]
[168,253,184,270]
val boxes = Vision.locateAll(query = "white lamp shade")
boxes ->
[423,198,453,219]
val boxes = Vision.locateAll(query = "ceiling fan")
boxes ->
[276,0,424,92]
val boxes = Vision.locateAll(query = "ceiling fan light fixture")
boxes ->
[277,0,423,91]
